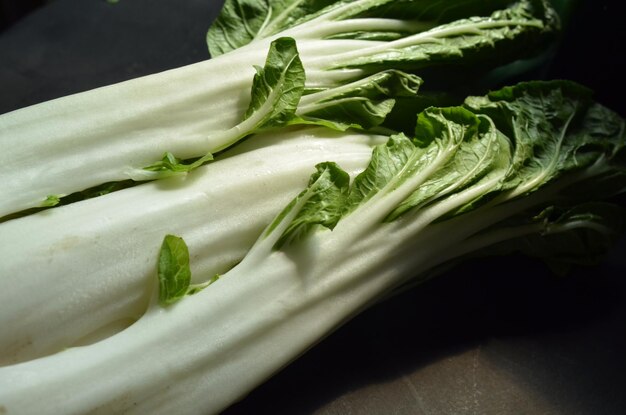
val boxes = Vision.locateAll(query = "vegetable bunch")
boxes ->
[0,1,624,414]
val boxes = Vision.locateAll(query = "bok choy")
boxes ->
[0,81,623,414]
[0,127,385,364]
[1,0,624,414]
[0,0,557,218]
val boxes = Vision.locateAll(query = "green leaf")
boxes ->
[296,96,397,131]
[348,132,420,207]
[158,235,192,306]
[259,80,624,269]
[475,202,626,274]
[348,107,483,215]
[381,92,465,136]
[207,0,380,56]
[464,80,626,199]
[332,0,558,72]
[41,195,62,207]
[388,114,510,220]
[268,162,350,249]
[295,70,422,130]
[244,37,305,130]
[207,0,269,56]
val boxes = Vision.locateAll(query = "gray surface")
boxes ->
[1,1,624,414]
[227,250,626,414]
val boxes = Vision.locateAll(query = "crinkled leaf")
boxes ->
[348,133,420,208]
[381,92,464,136]
[207,0,269,56]
[298,98,396,131]
[294,70,422,130]
[477,202,626,274]
[348,107,480,216]
[207,0,347,56]
[388,115,510,220]
[464,80,626,198]
[268,162,350,249]
[263,81,624,284]
[244,37,305,130]
[334,1,558,72]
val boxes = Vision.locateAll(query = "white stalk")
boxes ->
[0,50,257,217]
[0,238,413,415]
[0,138,529,414]
[0,36,374,217]
[0,127,385,365]
[0,180,510,415]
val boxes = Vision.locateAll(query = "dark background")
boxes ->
[1,1,625,414]
[0,0,47,31]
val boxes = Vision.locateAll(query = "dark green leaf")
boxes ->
[269,162,350,249]
[476,203,626,274]
[244,37,305,130]
[389,114,509,220]
[296,70,422,130]
[464,80,626,198]
[348,132,419,207]
[333,0,558,72]
[207,0,387,56]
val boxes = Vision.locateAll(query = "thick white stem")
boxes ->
[0,37,373,217]
[0,148,606,415]
[0,141,523,414]
[0,51,256,217]
[0,185,471,415]
[0,128,384,365]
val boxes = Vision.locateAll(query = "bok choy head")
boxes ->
[160,80,625,306]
